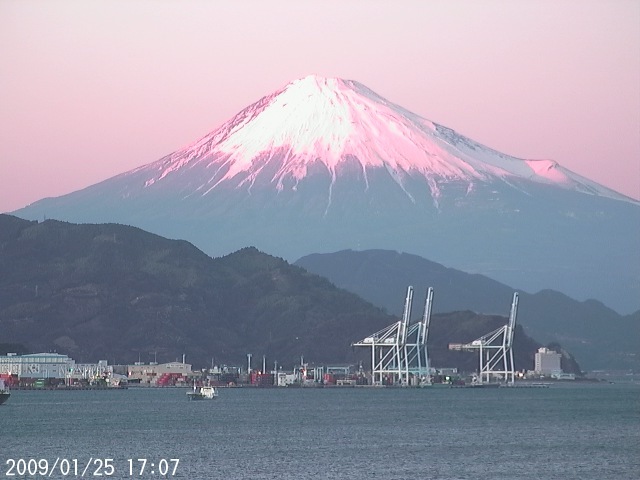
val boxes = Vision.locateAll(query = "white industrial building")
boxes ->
[0,353,75,379]
[0,353,112,380]
[0,352,192,384]
[534,347,562,375]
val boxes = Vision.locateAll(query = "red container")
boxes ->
[323,374,335,385]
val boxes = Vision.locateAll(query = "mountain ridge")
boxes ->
[0,214,563,373]
[295,249,639,370]
[12,76,640,313]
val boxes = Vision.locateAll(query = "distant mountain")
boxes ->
[0,214,563,373]
[295,249,639,371]
[12,76,639,314]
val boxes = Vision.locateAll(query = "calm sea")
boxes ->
[1,383,638,479]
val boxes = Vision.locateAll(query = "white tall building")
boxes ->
[534,347,562,374]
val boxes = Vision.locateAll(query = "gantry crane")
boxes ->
[353,286,433,386]
[449,292,519,385]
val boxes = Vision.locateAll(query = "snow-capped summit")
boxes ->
[13,76,640,313]
[138,75,632,204]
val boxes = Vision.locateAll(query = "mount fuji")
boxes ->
[13,75,640,312]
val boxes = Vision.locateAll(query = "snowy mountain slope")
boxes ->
[130,75,633,206]
[13,75,640,313]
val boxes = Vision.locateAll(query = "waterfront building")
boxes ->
[0,353,75,379]
[73,360,112,380]
[534,347,562,375]
[0,353,113,382]
[127,361,192,385]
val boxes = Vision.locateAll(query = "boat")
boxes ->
[0,380,10,406]
[186,383,218,400]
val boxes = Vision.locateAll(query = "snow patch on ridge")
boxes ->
[525,159,568,183]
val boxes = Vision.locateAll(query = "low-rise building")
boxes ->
[0,353,113,383]
[0,353,75,379]
[127,361,192,385]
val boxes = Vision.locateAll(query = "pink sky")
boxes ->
[1,0,638,213]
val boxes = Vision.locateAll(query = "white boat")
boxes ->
[186,383,218,400]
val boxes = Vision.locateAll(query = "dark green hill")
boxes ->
[0,215,564,372]
[0,215,392,367]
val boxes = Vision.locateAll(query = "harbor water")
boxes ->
[1,383,638,479]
